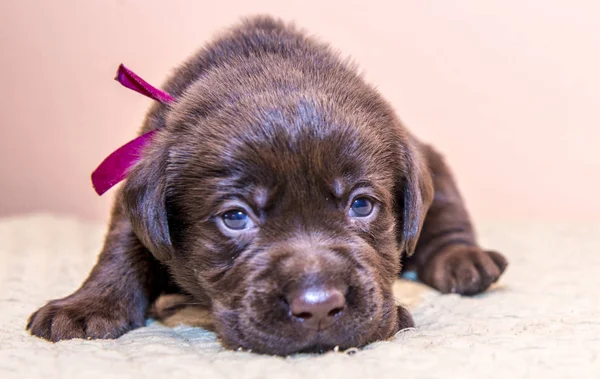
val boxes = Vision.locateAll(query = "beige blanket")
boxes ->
[1,215,598,378]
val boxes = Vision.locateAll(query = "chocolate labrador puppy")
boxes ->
[27,16,507,355]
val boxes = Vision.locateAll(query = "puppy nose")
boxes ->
[287,287,346,330]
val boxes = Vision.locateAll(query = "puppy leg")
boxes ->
[406,145,508,295]
[27,200,169,341]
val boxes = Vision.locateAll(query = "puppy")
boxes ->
[27,16,507,355]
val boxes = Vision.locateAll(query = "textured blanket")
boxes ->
[0,215,598,378]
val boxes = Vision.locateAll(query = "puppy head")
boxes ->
[122,85,432,355]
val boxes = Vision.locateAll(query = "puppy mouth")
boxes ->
[233,325,365,355]
[206,239,393,355]
[294,337,353,354]
[235,335,356,355]
[213,292,391,355]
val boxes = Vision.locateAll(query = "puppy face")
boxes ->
[122,53,433,355]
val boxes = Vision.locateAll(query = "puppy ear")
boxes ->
[399,140,434,256]
[121,133,173,262]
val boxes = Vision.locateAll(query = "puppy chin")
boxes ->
[211,296,400,355]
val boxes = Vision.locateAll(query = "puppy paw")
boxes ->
[27,294,144,342]
[419,245,508,296]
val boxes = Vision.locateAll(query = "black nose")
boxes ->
[287,287,346,330]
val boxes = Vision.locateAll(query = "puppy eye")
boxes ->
[349,197,374,217]
[222,209,249,230]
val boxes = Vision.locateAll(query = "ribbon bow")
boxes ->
[91,65,174,195]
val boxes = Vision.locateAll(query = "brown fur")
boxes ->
[27,16,507,355]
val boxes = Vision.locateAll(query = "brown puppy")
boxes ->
[27,16,507,355]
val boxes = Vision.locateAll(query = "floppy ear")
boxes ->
[121,133,173,262]
[399,140,434,256]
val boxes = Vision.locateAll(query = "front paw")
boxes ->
[419,245,508,296]
[27,294,144,342]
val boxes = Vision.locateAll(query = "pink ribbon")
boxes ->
[91,65,175,195]
[114,64,175,104]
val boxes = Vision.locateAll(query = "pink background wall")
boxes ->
[1,0,598,223]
